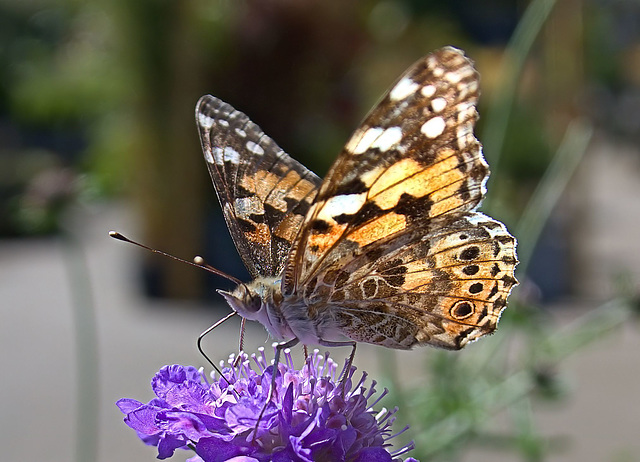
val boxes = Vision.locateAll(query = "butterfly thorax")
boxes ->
[219,277,347,345]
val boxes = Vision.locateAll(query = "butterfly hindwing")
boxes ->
[303,212,517,349]
[197,95,322,278]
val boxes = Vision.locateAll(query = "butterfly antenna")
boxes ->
[109,231,243,286]
[110,232,244,385]
[192,255,248,291]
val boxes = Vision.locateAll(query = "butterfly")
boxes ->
[196,46,517,357]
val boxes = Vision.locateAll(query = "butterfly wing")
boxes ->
[283,47,517,349]
[319,213,517,349]
[197,96,322,278]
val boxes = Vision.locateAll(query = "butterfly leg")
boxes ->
[232,317,247,367]
[197,311,237,386]
[317,339,357,394]
[251,337,300,440]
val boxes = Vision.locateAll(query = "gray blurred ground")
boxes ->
[1,138,639,461]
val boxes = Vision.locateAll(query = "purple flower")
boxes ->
[117,348,418,462]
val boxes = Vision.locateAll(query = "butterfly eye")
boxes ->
[246,294,262,313]
[235,285,261,313]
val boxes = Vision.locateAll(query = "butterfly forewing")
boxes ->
[284,47,490,291]
[197,96,322,277]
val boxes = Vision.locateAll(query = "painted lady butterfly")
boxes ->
[196,47,517,355]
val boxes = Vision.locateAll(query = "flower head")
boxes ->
[117,347,418,462]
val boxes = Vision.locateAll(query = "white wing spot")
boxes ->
[478,147,488,195]
[204,149,214,164]
[246,141,265,156]
[431,97,447,113]
[212,147,224,164]
[457,102,475,122]
[456,123,473,149]
[235,128,247,137]
[421,117,446,138]
[219,119,230,127]
[371,126,403,152]
[445,71,463,84]
[389,77,419,101]
[198,113,215,130]
[351,127,384,155]
[235,196,264,217]
[421,85,436,97]
[318,193,367,222]
[223,146,240,164]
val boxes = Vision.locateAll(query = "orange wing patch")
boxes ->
[348,212,407,247]
[239,170,317,213]
[364,150,466,216]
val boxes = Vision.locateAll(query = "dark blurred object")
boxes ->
[205,0,367,174]
[450,0,520,44]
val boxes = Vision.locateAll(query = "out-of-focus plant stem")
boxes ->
[61,228,99,462]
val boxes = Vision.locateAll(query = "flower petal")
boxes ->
[353,446,394,462]
[116,398,144,414]
[123,405,162,436]
[157,433,189,459]
[195,437,256,462]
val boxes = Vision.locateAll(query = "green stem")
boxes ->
[483,0,559,183]
[61,230,99,462]
[514,120,592,276]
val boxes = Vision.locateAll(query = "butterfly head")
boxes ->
[217,285,262,317]
[216,277,287,338]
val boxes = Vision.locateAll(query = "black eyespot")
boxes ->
[460,246,480,261]
[462,265,479,275]
[469,282,483,294]
[450,301,474,319]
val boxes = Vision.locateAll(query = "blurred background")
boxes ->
[1,0,639,461]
